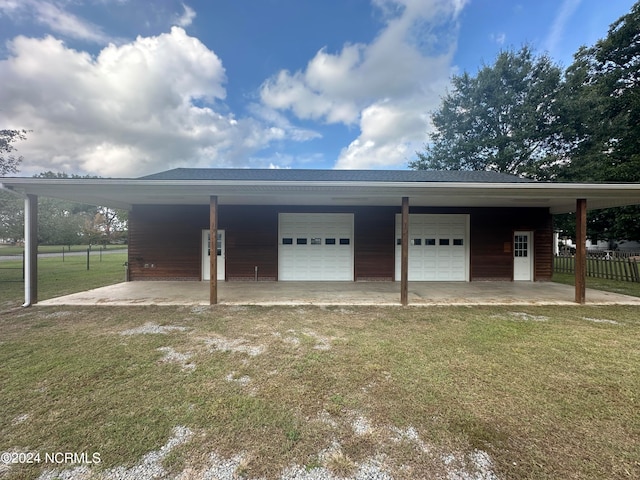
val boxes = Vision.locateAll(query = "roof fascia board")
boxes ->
[3,177,640,190]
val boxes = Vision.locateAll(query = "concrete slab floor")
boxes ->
[35,281,640,306]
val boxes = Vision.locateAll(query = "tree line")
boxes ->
[411,2,640,242]
[1,136,127,247]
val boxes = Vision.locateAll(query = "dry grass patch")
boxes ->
[1,305,639,479]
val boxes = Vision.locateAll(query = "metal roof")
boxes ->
[140,168,534,183]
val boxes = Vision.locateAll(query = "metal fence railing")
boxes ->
[0,252,24,283]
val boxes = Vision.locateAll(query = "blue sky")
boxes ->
[0,0,636,177]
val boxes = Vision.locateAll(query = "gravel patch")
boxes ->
[177,452,246,480]
[582,317,622,325]
[302,330,340,350]
[274,329,341,350]
[272,330,301,347]
[36,426,193,480]
[225,372,251,386]
[507,312,548,322]
[157,346,195,371]
[352,415,374,436]
[443,449,499,480]
[314,410,338,428]
[204,335,265,356]
[27,420,501,480]
[389,425,430,453]
[120,323,188,335]
[190,306,210,314]
[36,466,92,480]
[11,413,30,425]
[281,455,392,480]
[38,311,73,319]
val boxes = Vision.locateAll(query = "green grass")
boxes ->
[1,305,639,479]
[0,253,127,309]
[553,271,640,297]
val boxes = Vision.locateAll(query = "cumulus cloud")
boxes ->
[260,0,467,169]
[0,27,301,177]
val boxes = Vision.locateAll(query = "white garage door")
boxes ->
[395,214,469,281]
[279,213,354,281]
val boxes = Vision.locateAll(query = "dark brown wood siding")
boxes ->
[221,206,278,281]
[128,205,207,280]
[128,204,553,282]
[354,207,396,280]
[469,208,553,281]
[534,214,554,281]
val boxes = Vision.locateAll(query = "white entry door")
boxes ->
[513,231,533,281]
[202,229,225,281]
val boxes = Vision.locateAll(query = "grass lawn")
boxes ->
[0,253,128,310]
[1,304,639,479]
[553,272,640,297]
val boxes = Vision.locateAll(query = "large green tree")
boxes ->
[33,172,128,246]
[555,1,640,242]
[410,46,566,179]
[559,1,640,182]
[0,130,28,242]
[0,129,28,176]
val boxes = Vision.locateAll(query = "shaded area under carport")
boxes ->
[35,281,640,306]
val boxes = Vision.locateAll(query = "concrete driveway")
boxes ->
[36,280,640,306]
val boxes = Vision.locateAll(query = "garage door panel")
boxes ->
[395,214,469,281]
[279,213,354,281]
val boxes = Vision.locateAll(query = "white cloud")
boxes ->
[176,3,196,27]
[0,27,303,177]
[260,0,468,169]
[490,32,506,45]
[335,100,432,169]
[0,0,112,44]
[545,0,582,57]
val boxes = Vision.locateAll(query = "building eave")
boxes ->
[2,177,640,214]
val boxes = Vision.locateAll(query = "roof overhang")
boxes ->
[2,177,640,214]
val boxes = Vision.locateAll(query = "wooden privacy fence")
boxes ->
[555,255,640,282]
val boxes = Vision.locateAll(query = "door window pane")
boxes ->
[514,235,528,257]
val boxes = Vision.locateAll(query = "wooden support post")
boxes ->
[23,194,38,306]
[400,196,409,306]
[209,195,218,305]
[575,198,587,304]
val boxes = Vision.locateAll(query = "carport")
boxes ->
[3,168,640,307]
